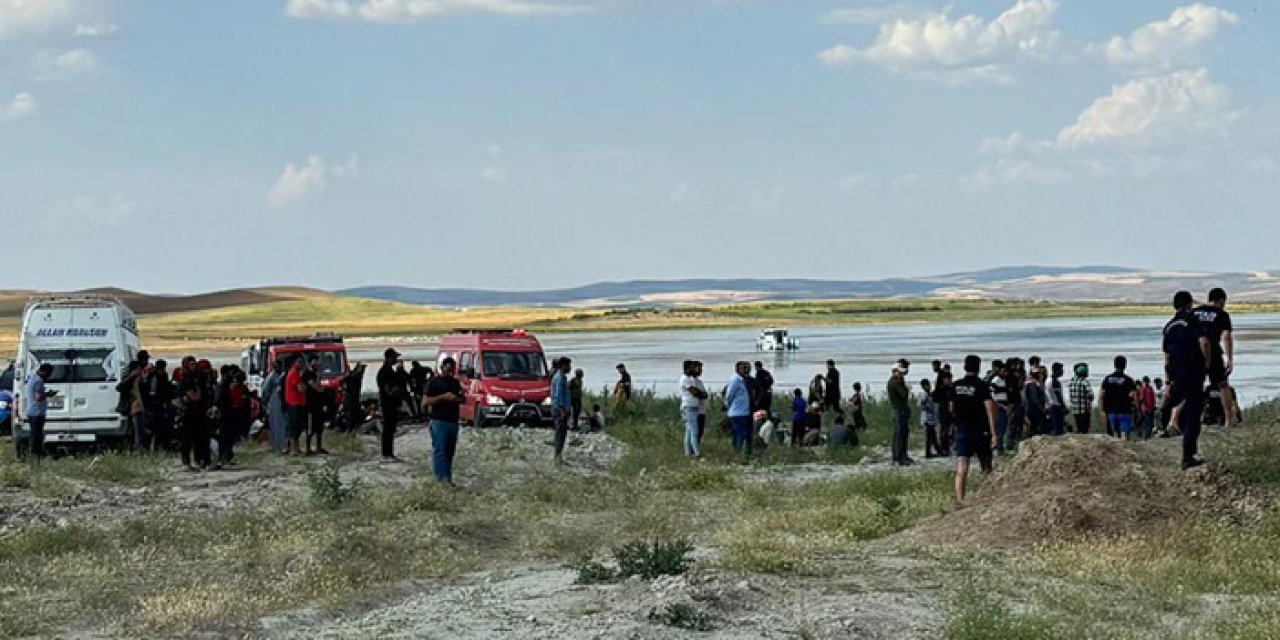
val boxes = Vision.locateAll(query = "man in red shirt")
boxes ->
[1139,376,1158,441]
[284,358,307,456]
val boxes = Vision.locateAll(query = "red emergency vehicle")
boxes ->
[242,333,350,395]
[437,329,553,426]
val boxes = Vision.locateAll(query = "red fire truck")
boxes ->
[241,333,350,395]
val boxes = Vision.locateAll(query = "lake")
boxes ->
[344,314,1280,405]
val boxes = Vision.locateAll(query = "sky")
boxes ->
[1,0,1278,293]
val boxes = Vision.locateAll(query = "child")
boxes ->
[790,389,807,447]
[921,379,943,458]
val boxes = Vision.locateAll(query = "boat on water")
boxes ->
[756,328,799,351]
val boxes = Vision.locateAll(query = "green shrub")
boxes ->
[1,463,33,488]
[648,603,714,632]
[614,538,695,580]
[573,557,617,585]
[306,461,359,510]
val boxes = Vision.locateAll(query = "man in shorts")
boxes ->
[1194,287,1236,428]
[1100,356,1139,440]
[950,355,998,504]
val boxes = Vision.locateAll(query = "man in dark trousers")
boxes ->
[1164,290,1211,469]
[377,348,405,462]
[824,360,842,412]
[951,355,997,503]
[753,361,775,415]
[1194,288,1236,429]
[887,365,912,465]
[423,356,465,485]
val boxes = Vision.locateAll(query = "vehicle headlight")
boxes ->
[541,396,552,405]
[485,395,505,406]
[0,401,9,410]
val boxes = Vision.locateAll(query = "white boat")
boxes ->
[756,328,799,351]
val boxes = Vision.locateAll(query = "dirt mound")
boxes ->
[903,434,1249,547]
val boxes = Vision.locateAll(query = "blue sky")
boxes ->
[1,0,1277,293]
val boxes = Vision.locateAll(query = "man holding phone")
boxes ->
[423,356,465,485]
[22,363,55,459]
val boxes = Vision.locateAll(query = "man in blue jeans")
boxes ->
[21,364,55,459]
[887,365,913,465]
[423,357,465,486]
[724,361,754,461]
[550,357,574,464]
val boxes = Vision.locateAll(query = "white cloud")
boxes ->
[0,92,37,120]
[820,0,1061,85]
[1056,68,1235,147]
[972,69,1239,185]
[267,156,358,207]
[64,194,136,226]
[1097,4,1237,71]
[0,0,81,40]
[821,3,917,26]
[284,0,594,22]
[479,166,507,182]
[74,22,119,37]
[34,48,99,81]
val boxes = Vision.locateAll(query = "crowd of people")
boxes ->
[15,287,1239,503]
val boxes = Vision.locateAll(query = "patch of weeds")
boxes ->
[614,538,695,580]
[0,523,107,560]
[648,602,714,632]
[306,461,360,510]
[573,557,617,584]
[30,474,77,499]
[1,462,32,488]
[42,452,166,486]
[656,465,735,491]
[945,586,1056,640]
[720,529,820,575]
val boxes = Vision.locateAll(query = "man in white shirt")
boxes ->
[680,360,707,459]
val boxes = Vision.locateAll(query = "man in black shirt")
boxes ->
[1100,356,1138,440]
[424,356,465,485]
[951,355,997,504]
[304,357,328,455]
[1165,290,1211,469]
[753,361,774,414]
[1194,288,1236,429]
[376,349,404,462]
[824,360,842,412]
[408,361,428,421]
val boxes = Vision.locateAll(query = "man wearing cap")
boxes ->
[377,348,405,462]
[1164,291,1212,469]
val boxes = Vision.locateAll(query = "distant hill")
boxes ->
[0,287,332,317]
[341,266,1280,307]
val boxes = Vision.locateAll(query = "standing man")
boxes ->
[753,361,774,415]
[934,370,955,452]
[20,363,55,459]
[1047,363,1067,436]
[1164,291,1211,469]
[1100,356,1139,441]
[550,357,574,464]
[986,360,1011,451]
[569,368,585,430]
[951,355,998,504]
[408,361,428,421]
[1068,363,1094,434]
[304,357,328,455]
[1194,288,1236,429]
[887,365,913,465]
[423,357,465,485]
[824,360,842,413]
[376,349,404,463]
[284,358,308,456]
[613,364,632,402]
[680,361,707,459]
[692,361,709,445]
[724,361,754,461]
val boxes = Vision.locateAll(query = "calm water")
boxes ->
[345,314,1280,405]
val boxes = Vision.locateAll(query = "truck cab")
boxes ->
[437,329,552,427]
[242,333,349,397]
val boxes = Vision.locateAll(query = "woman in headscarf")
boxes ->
[262,359,289,454]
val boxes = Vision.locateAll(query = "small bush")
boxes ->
[1,463,33,488]
[648,603,714,632]
[573,557,617,585]
[946,587,1056,640]
[656,465,735,491]
[306,461,359,510]
[614,538,695,580]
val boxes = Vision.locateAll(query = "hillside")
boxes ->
[342,266,1280,307]
[0,287,332,317]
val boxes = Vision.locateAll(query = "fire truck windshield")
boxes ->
[282,350,345,375]
[482,352,548,380]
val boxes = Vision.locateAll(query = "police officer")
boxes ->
[1163,291,1211,469]
[1193,287,1236,428]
